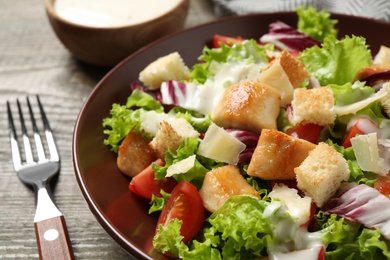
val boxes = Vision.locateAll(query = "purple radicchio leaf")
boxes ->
[260,21,321,52]
[226,129,260,163]
[325,184,390,240]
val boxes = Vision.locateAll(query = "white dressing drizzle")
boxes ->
[54,0,181,27]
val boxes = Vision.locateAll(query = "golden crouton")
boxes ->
[258,50,309,107]
[291,86,336,126]
[295,142,350,208]
[117,130,157,177]
[199,165,260,212]
[247,129,316,180]
[149,118,199,159]
[139,52,190,90]
[212,81,281,133]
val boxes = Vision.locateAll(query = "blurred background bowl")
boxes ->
[44,0,189,67]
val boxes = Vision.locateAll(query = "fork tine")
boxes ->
[17,99,34,164]
[7,101,22,170]
[36,95,59,161]
[27,96,46,162]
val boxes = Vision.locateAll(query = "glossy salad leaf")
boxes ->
[325,140,378,186]
[296,5,338,42]
[316,212,390,260]
[299,35,372,86]
[152,137,219,189]
[189,40,273,84]
[154,195,304,259]
[102,89,163,152]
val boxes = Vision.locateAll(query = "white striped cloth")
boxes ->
[211,0,390,22]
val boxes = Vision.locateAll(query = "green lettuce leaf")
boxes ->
[316,212,390,260]
[149,190,170,214]
[102,89,164,152]
[189,40,273,84]
[299,35,372,86]
[296,5,338,42]
[153,137,220,188]
[325,140,378,186]
[330,82,375,107]
[168,107,213,133]
[153,195,301,259]
[153,219,222,259]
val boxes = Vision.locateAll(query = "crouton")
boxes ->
[149,118,199,159]
[117,130,157,177]
[212,80,281,133]
[139,52,190,90]
[199,165,260,212]
[295,142,350,208]
[247,129,316,180]
[258,50,309,107]
[291,86,336,126]
[378,81,390,117]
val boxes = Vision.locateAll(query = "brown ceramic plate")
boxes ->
[72,12,390,259]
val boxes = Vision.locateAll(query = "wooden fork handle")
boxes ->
[34,215,75,260]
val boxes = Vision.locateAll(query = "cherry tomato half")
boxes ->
[129,159,177,200]
[286,123,322,143]
[156,181,204,243]
[342,123,365,148]
[213,35,245,48]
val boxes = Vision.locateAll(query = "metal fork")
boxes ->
[7,95,74,260]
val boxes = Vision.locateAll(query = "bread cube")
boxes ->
[258,50,309,107]
[117,130,157,177]
[295,142,350,208]
[212,80,281,133]
[247,129,316,180]
[199,165,260,212]
[291,86,336,126]
[149,118,199,159]
[139,52,190,90]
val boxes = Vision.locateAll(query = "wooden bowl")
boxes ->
[44,0,189,67]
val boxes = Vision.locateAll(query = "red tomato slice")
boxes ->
[156,181,204,243]
[374,173,390,198]
[301,202,317,228]
[129,159,177,200]
[286,123,322,143]
[342,117,377,148]
[213,35,245,48]
[342,123,365,148]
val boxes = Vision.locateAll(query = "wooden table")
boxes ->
[0,1,217,259]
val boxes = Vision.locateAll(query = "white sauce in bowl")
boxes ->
[54,0,182,27]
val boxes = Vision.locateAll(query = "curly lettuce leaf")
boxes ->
[168,107,213,133]
[190,40,273,84]
[299,35,372,86]
[315,212,390,260]
[325,140,377,186]
[149,190,170,214]
[296,5,338,42]
[153,137,220,188]
[102,89,164,152]
[154,195,302,259]
[153,219,222,259]
[126,88,163,111]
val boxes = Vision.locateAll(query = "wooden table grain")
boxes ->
[0,1,217,259]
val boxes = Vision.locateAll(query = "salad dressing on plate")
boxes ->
[54,0,181,27]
